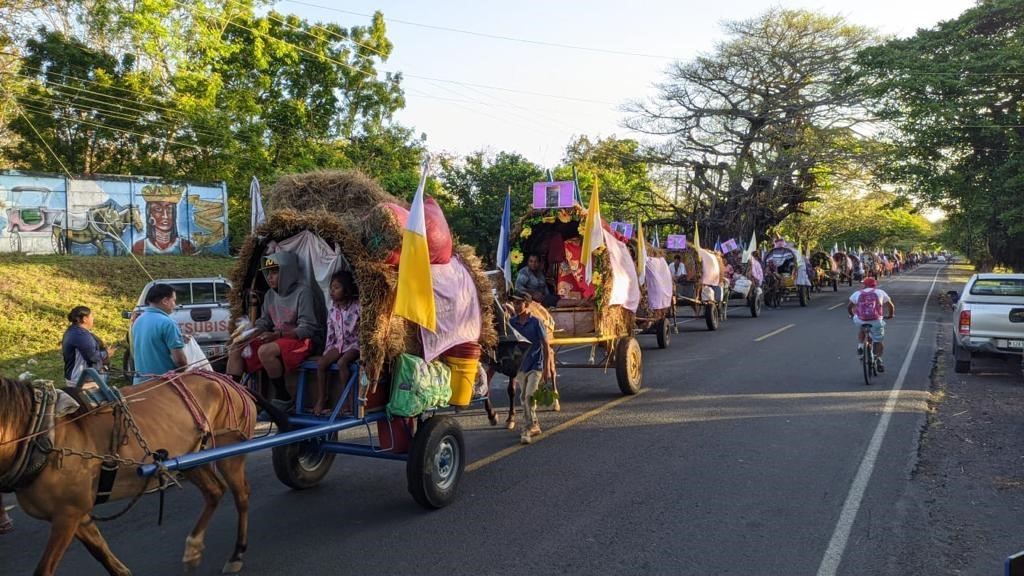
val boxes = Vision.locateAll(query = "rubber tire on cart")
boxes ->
[272,432,337,490]
[655,318,670,349]
[615,336,643,395]
[749,290,762,318]
[704,303,719,331]
[407,415,464,509]
[798,285,809,307]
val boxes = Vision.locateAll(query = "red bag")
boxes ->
[381,199,453,265]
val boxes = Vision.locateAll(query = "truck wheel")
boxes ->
[272,433,337,490]
[407,416,464,509]
[615,337,642,395]
[655,318,670,349]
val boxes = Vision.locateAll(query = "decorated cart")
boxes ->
[506,183,643,395]
[668,241,730,330]
[762,245,813,307]
[832,251,855,286]
[626,235,678,348]
[723,248,764,318]
[809,251,838,292]
[138,170,497,509]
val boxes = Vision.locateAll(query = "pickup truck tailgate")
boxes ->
[962,300,1024,341]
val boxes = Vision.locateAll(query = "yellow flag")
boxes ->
[581,181,605,283]
[636,218,647,285]
[693,223,701,251]
[394,159,436,332]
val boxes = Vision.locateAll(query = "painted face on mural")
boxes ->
[148,201,175,234]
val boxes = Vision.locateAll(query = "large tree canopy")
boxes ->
[626,9,878,240]
[854,0,1024,271]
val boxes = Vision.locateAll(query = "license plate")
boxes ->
[204,345,226,356]
[1006,339,1024,349]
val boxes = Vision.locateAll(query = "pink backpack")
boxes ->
[856,289,883,321]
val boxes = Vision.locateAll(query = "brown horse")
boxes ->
[0,372,256,575]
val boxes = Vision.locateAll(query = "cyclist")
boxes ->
[847,277,895,372]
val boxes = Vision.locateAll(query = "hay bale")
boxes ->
[360,202,405,263]
[268,170,401,215]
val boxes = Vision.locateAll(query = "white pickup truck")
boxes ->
[950,273,1024,373]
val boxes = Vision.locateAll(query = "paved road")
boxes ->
[2,263,962,575]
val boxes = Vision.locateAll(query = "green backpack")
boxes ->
[387,353,452,417]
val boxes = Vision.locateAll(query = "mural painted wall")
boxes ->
[0,171,228,256]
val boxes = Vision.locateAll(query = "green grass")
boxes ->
[0,253,235,383]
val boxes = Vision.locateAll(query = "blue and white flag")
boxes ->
[652,227,660,248]
[713,236,721,252]
[571,165,582,205]
[496,188,513,290]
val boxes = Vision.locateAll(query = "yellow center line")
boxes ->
[754,323,796,342]
[466,388,650,472]
[828,302,847,310]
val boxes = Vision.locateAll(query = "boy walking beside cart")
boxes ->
[509,292,552,445]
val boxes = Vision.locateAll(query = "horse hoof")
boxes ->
[222,560,244,574]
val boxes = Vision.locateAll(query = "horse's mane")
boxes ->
[0,376,31,448]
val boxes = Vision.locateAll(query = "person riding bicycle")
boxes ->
[847,277,895,372]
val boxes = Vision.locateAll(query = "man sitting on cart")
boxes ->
[515,253,560,307]
[227,251,325,413]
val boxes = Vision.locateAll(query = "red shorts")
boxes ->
[243,336,312,374]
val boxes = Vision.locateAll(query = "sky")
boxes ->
[273,0,976,169]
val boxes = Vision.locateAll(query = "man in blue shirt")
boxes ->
[131,283,187,384]
[509,292,550,445]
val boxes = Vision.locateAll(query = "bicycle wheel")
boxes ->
[862,338,873,385]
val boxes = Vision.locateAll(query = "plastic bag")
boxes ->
[387,353,452,417]
[183,337,212,372]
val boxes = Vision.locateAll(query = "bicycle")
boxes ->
[859,323,878,385]
[857,315,893,385]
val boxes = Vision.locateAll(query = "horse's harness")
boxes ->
[5,373,253,522]
[0,386,59,493]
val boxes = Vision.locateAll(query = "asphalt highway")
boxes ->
[1,263,960,576]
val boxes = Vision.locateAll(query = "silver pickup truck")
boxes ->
[950,273,1024,373]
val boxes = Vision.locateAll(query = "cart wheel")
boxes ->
[272,433,337,490]
[798,286,809,307]
[704,304,719,331]
[615,337,642,395]
[749,291,762,318]
[407,415,464,509]
[655,318,670,349]
[9,230,21,253]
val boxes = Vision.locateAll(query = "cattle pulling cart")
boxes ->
[761,246,813,308]
[138,170,498,509]
[507,200,645,395]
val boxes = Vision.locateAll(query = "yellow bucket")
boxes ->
[442,356,480,408]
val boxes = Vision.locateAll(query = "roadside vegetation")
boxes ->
[0,254,233,381]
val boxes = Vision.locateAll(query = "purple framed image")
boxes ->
[533,181,576,210]
[721,238,739,253]
[666,234,686,250]
[610,221,633,240]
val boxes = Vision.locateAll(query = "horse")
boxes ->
[0,372,257,575]
[54,203,143,256]
[761,260,783,307]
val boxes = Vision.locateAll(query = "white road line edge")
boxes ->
[815,266,943,576]
[828,302,846,310]
[754,323,795,342]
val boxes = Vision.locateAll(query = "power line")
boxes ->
[279,0,682,60]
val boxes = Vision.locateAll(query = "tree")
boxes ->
[625,9,878,240]
[438,151,543,266]
[854,0,1024,271]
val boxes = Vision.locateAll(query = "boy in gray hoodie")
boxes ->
[228,251,325,409]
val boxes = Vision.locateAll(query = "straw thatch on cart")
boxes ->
[508,206,634,338]
[231,172,495,385]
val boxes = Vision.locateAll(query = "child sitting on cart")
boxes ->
[313,270,361,416]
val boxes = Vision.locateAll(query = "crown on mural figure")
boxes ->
[139,184,185,203]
